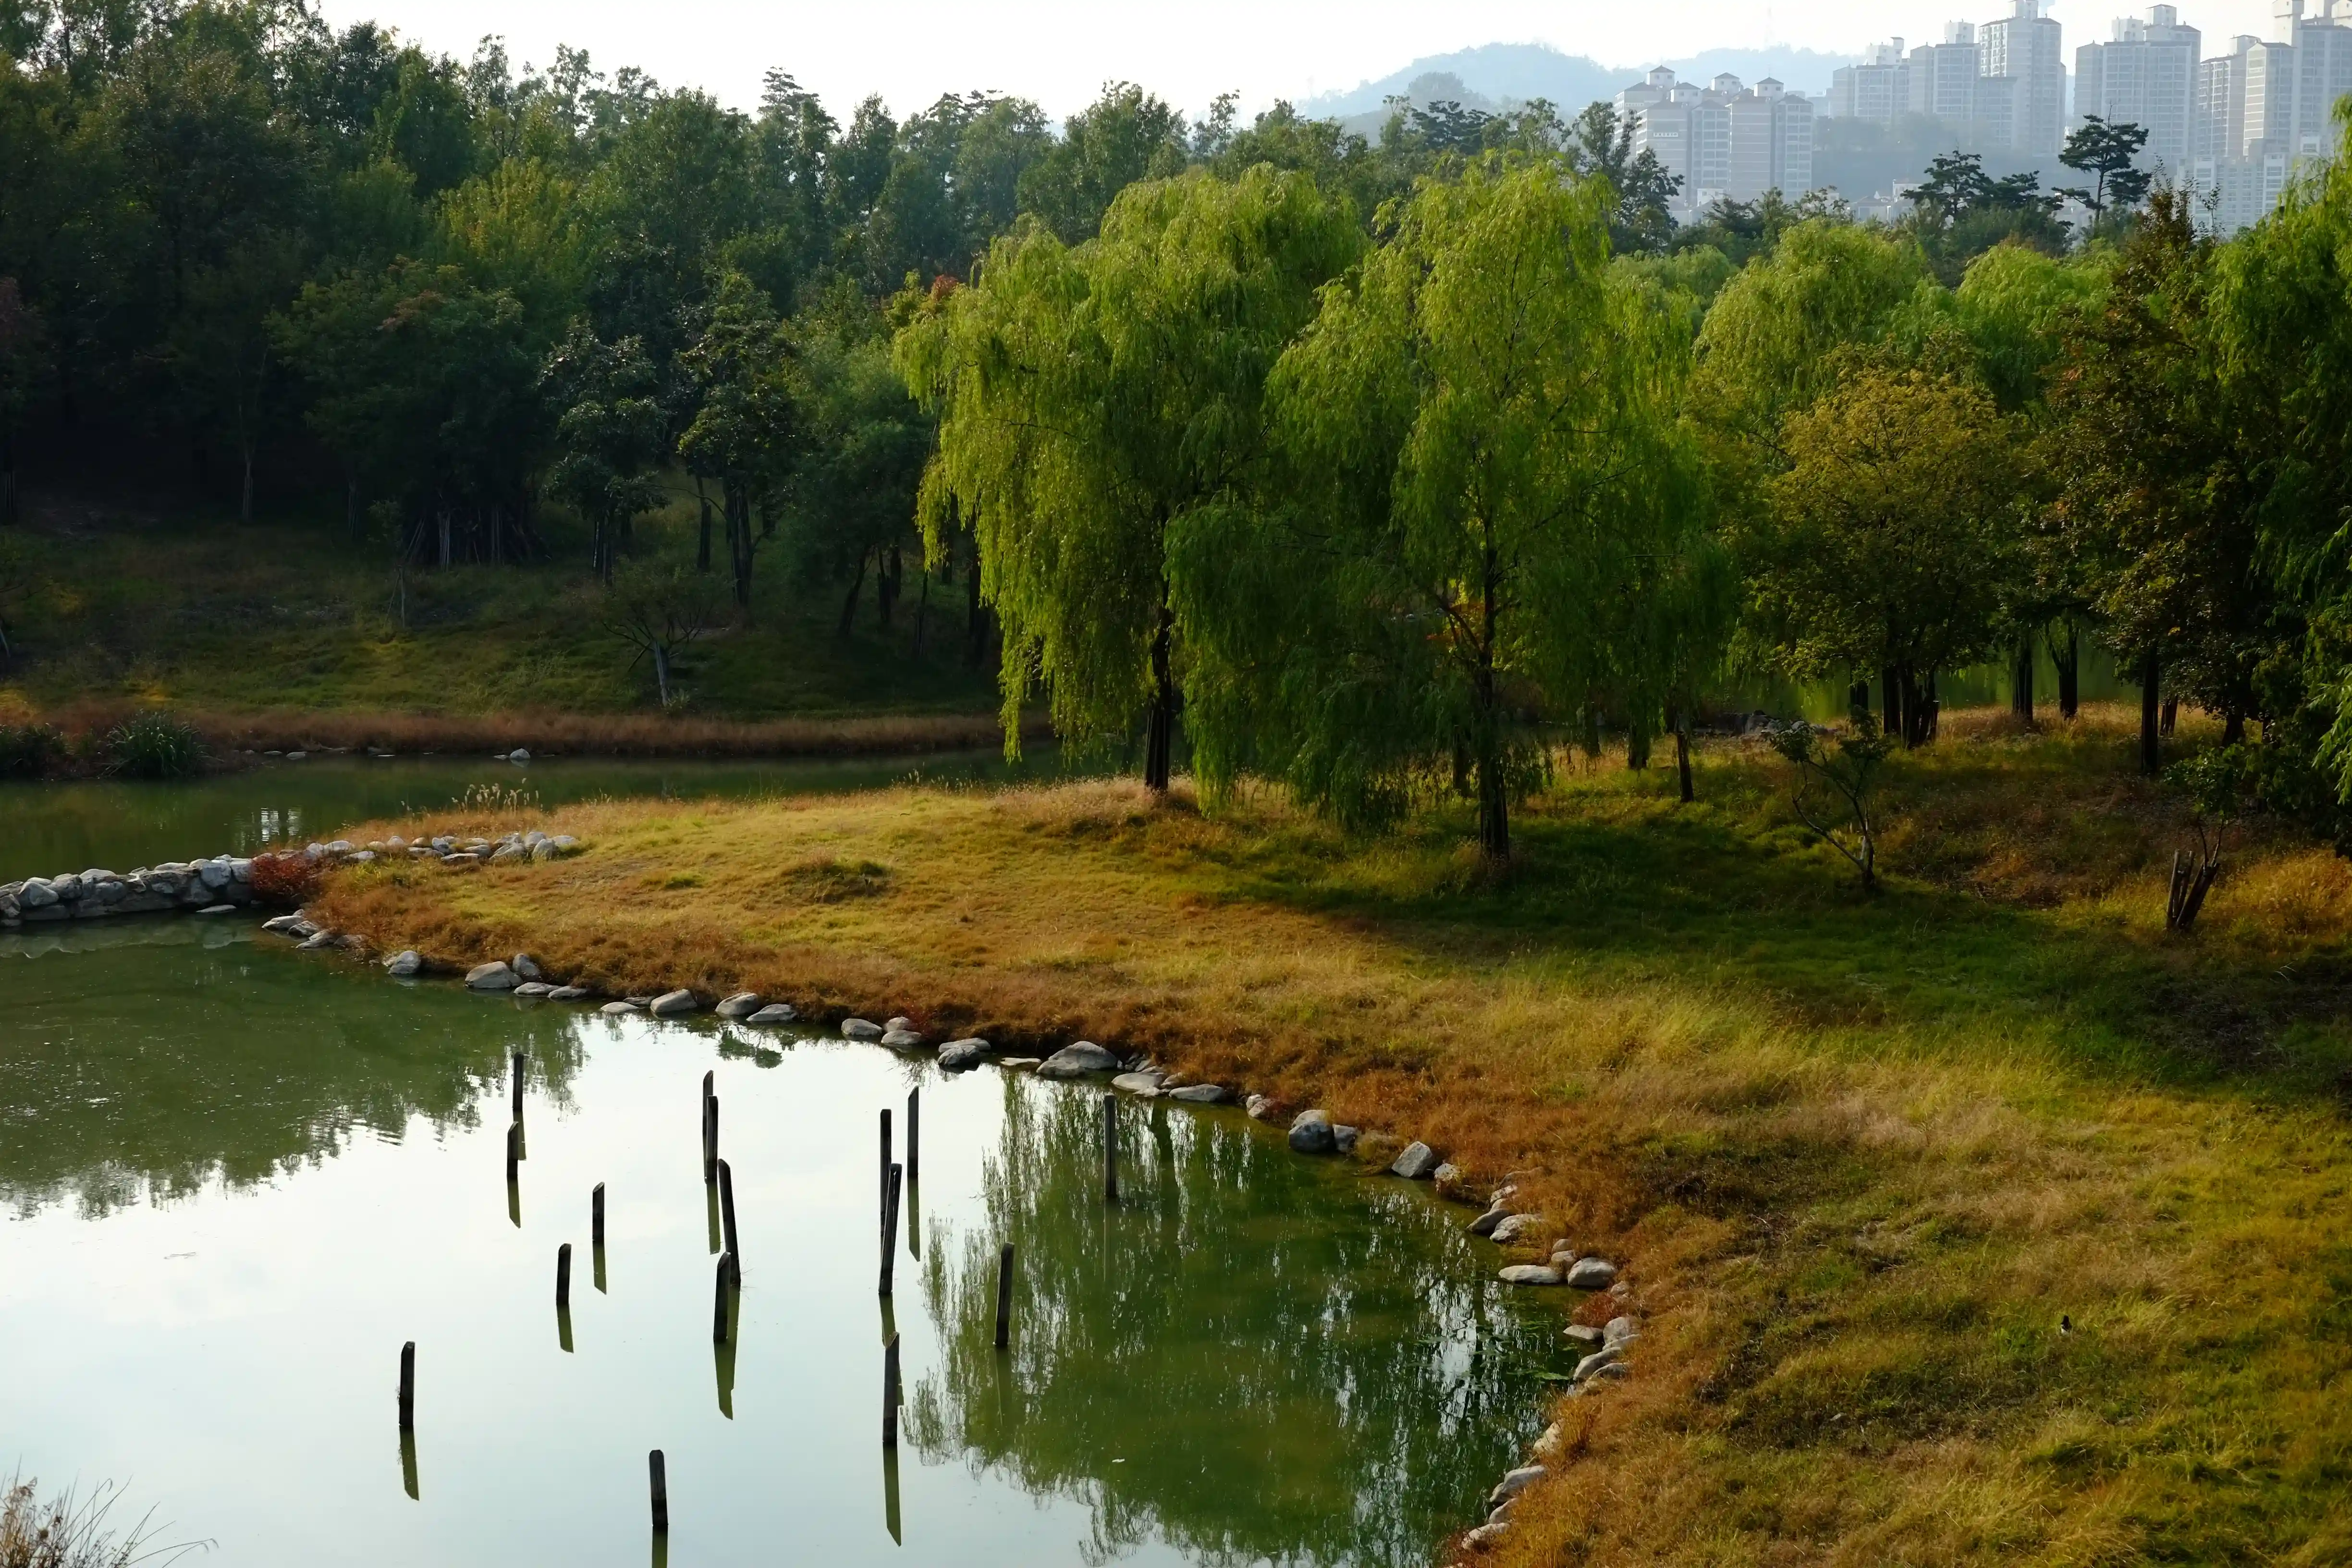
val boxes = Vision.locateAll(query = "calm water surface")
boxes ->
[1,899,1567,1565]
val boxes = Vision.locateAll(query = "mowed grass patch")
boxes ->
[311,713,2352,1566]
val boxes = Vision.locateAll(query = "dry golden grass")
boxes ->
[310,719,2352,1566]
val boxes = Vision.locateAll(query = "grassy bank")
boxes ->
[0,483,997,721]
[309,706,2352,1566]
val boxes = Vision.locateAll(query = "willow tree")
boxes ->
[1182,162,1705,859]
[896,166,1359,790]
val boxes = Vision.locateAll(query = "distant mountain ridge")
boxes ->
[1293,40,1858,128]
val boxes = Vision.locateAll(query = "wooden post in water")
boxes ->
[879,1108,891,1216]
[1102,1091,1118,1203]
[882,1332,901,1447]
[704,1095,719,1186]
[511,1051,525,1121]
[717,1159,740,1283]
[712,1251,734,1344]
[556,1243,572,1309]
[648,1449,669,1534]
[879,1164,903,1296]
[397,1341,415,1429]
[994,1244,1015,1349]
[592,1182,605,1248]
[505,1121,520,1182]
[906,1087,920,1183]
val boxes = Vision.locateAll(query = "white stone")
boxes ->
[508,748,530,762]
[1489,1464,1546,1505]
[1287,1110,1337,1155]
[1112,1072,1165,1096]
[747,1004,797,1025]
[1572,1345,1621,1382]
[938,1038,989,1071]
[1604,1315,1640,1348]
[601,1001,642,1016]
[649,990,698,1016]
[1498,1264,1564,1286]
[1491,1213,1543,1246]
[1167,1084,1229,1103]
[1469,1207,1509,1237]
[16,878,58,908]
[880,1029,925,1048]
[384,950,423,977]
[514,981,553,998]
[511,954,542,980]
[547,986,590,1001]
[842,1018,884,1041]
[1245,1094,1276,1121]
[886,1016,914,1032]
[715,992,763,1019]
[466,961,519,990]
[1390,1141,1442,1179]
[1037,1041,1121,1079]
[1565,1257,1618,1290]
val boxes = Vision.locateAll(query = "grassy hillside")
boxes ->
[313,706,2352,1566]
[0,483,996,722]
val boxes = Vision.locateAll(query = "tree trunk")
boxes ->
[695,477,713,572]
[653,641,672,707]
[2012,637,2034,722]
[1881,664,1901,741]
[1142,605,1176,794]
[837,548,869,638]
[1923,669,1940,743]
[1626,723,1650,771]
[726,481,754,613]
[1476,737,1510,861]
[2222,706,2246,745]
[877,547,902,629]
[2161,698,2178,738]
[2140,648,2161,775]
[1675,714,1694,804]
[2054,624,2080,719]
[1899,666,1926,747]
[438,507,452,568]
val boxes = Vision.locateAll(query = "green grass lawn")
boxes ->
[1,481,996,720]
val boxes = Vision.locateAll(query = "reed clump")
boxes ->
[311,720,2352,1567]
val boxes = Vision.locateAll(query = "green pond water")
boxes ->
[0,788,1572,1567]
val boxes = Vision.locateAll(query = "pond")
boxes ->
[0,801,1573,1566]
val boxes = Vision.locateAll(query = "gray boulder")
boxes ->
[1037,1041,1120,1079]
[466,961,519,990]
[1245,1094,1276,1121]
[1333,1124,1360,1153]
[649,990,698,1017]
[1390,1141,1443,1179]
[999,1057,1041,1069]
[17,878,58,909]
[1564,1323,1605,1345]
[511,954,542,980]
[1112,1071,1165,1097]
[1491,1213,1543,1246]
[488,843,528,866]
[880,1029,925,1049]
[196,904,235,916]
[1565,1257,1618,1291]
[508,748,530,762]
[1604,1315,1640,1348]
[1489,1464,1547,1505]
[547,986,590,1001]
[383,951,423,978]
[715,992,764,1019]
[513,982,553,998]
[530,841,561,862]
[1469,1207,1509,1237]
[747,1003,797,1025]
[1499,1264,1564,1286]
[938,1038,989,1071]
[886,1016,914,1032]
[841,1018,884,1041]
[1167,1084,1229,1104]
[1287,1110,1337,1155]
[601,1001,642,1016]
[1571,1346,1621,1383]
[297,930,341,951]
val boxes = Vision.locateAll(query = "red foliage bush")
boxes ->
[247,851,321,907]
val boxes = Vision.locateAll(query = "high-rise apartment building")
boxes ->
[1829,40,1910,121]
[1618,69,1813,212]
[2077,6,2203,173]
[1911,23,1986,121]
[1981,0,2069,157]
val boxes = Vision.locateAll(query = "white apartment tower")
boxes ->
[1619,69,1813,212]
[1982,0,2069,157]
[1829,40,1910,121]
[1911,23,1986,121]
[2077,6,2203,173]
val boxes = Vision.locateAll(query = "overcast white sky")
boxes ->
[312,0,2287,120]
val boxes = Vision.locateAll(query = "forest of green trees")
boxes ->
[9,0,2352,857]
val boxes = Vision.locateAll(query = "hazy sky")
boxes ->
[312,0,2287,119]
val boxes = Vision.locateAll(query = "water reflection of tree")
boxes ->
[905,1078,1558,1568]
[0,935,589,1218]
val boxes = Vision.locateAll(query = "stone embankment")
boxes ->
[2,858,259,925]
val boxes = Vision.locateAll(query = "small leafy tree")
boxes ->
[1772,710,1896,890]
[602,560,717,708]
[542,324,667,583]
[2162,741,2256,931]
[679,271,796,615]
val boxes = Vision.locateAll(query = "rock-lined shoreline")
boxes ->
[2,858,258,924]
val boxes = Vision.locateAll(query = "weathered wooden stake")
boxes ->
[906,1087,920,1183]
[1102,1091,1118,1203]
[397,1340,415,1429]
[712,1251,734,1344]
[556,1243,572,1308]
[505,1120,520,1182]
[511,1051,525,1121]
[592,1182,605,1248]
[879,1163,903,1297]
[717,1159,740,1283]
[648,1449,669,1533]
[879,1108,892,1216]
[994,1243,1015,1349]
[703,1095,719,1185]
[882,1332,901,1447]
